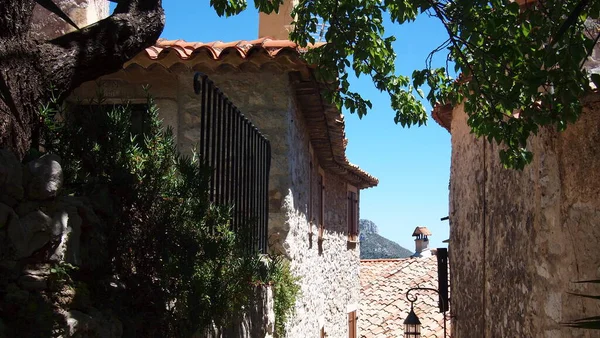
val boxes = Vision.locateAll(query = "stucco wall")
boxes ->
[71,64,361,337]
[449,94,600,338]
[258,0,298,40]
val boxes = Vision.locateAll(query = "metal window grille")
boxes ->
[195,73,271,253]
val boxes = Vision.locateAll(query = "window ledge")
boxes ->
[347,236,359,244]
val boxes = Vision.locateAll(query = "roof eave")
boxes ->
[125,38,378,189]
[290,73,378,189]
[431,103,452,132]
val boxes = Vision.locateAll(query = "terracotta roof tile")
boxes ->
[141,38,308,61]
[127,38,377,188]
[359,256,449,337]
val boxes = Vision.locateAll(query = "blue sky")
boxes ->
[126,1,452,251]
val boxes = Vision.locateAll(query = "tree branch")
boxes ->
[0,0,36,37]
[41,0,165,95]
[0,0,165,157]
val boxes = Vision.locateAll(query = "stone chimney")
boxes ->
[258,0,298,40]
[31,0,109,40]
[411,226,432,258]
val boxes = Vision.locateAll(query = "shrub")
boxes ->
[39,92,273,336]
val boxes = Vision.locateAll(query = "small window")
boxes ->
[348,310,357,338]
[347,185,359,242]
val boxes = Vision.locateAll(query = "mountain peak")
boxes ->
[359,219,378,235]
[359,219,412,259]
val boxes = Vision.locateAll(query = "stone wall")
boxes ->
[282,91,360,337]
[449,93,600,338]
[72,63,361,337]
[206,286,275,338]
[0,150,123,337]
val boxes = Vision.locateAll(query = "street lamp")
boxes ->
[403,303,421,337]
[402,248,449,338]
[403,287,448,338]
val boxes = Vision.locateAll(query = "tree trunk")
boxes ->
[0,54,44,158]
[0,0,165,158]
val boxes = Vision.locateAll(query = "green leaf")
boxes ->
[521,22,531,37]
[268,0,594,170]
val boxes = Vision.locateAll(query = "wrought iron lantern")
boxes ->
[402,248,450,338]
[403,303,421,338]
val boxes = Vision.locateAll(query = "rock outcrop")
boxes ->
[359,219,412,259]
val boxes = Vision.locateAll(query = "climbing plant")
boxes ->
[268,257,301,337]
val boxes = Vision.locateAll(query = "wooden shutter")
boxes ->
[352,192,358,236]
[317,169,325,239]
[308,159,313,228]
[348,189,358,241]
[348,311,357,338]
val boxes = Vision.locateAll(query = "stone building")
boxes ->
[64,2,378,337]
[432,13,600,337]
[435,92,600,338]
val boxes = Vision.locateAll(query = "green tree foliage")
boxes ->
[212,0,600,169]
[22,0,600,169]
[37,93,298,336]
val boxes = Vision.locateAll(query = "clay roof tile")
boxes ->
[144,38,301,61]
[359,256,449,337]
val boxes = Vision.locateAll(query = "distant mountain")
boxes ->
[359,219,413,259]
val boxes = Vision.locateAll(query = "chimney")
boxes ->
[411,226,432,258]
[258,0,298,40]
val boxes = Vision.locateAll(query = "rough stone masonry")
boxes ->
[448,93,600,338]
